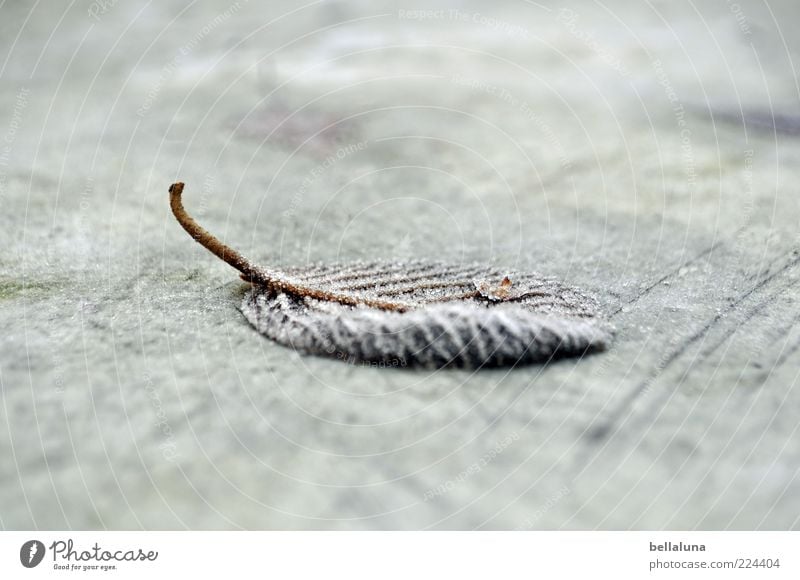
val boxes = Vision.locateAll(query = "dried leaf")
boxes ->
[170,182,612,368]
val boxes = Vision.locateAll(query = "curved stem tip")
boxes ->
[168,182,409,312]
[169,182,257,280]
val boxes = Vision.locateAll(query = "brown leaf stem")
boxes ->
[169,182,259,281]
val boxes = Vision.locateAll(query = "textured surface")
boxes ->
[239,260,611,368]
[2,0,800,530]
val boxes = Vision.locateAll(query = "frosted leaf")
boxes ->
[169,182,612,369]
[240,261,611,368]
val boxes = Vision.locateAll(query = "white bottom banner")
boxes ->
[1,532,796,579]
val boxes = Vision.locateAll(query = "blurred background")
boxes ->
[2,0,800,529]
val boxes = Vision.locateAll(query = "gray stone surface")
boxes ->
[2,0,800,529]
